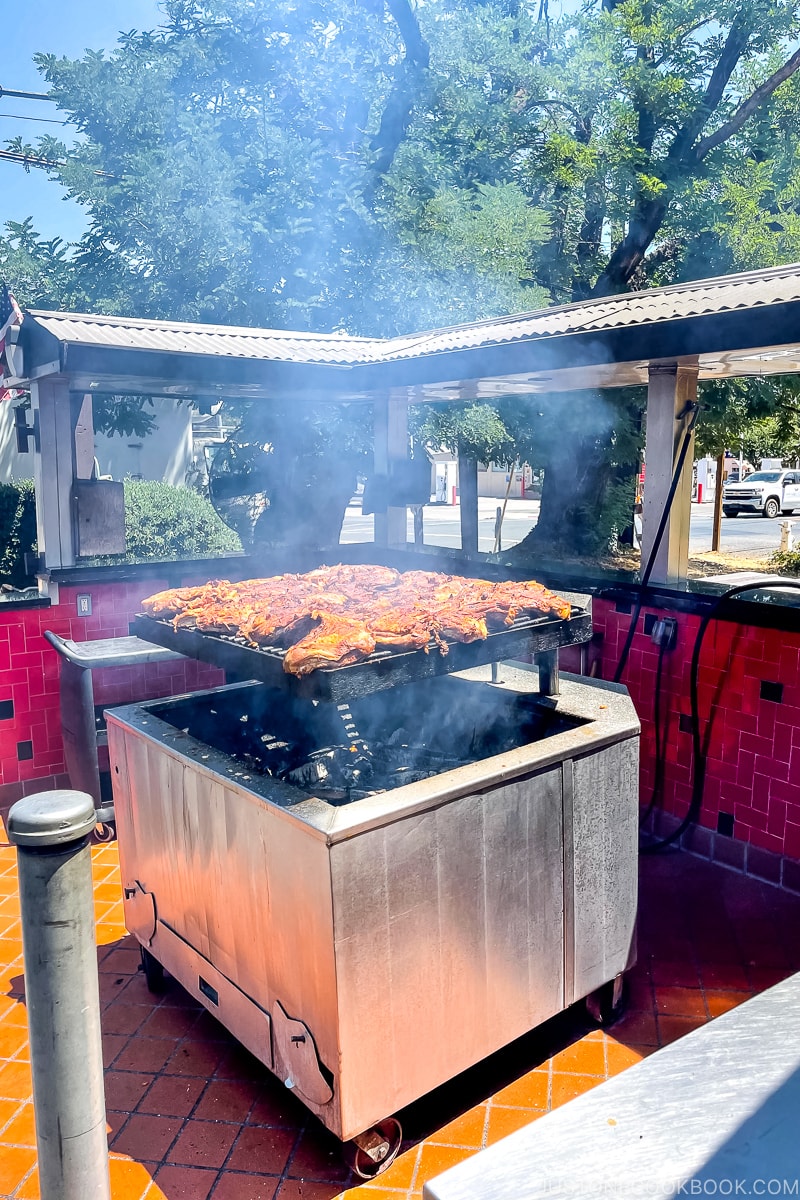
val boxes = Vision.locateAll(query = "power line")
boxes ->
[0,147,115,178]
[0,86,56,102]
[0,112,68,125]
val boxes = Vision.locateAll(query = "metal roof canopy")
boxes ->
[8,261,800,403]
[9,261,800,585]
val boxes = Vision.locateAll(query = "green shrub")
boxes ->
[769,549,800,576]
[0,480,37,588]
[113,479,243,563]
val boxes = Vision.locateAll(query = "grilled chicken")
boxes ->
[141,565,571,675]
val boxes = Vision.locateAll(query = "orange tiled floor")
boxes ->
[1,834,800,1200]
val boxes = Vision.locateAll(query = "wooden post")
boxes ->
[373,390,409,549]
[30,377,77,570]
[458,456,479,555]
[640,363,698,585]
[712,451,724,552]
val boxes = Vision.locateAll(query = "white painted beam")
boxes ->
[373,390,410,549]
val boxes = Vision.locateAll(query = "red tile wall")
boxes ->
[0,577,224,795]
[594,598,800,862]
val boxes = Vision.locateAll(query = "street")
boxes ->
[341,497,793,558]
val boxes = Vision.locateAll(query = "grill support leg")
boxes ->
[537,650,560,696]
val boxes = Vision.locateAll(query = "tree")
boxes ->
[8,1,800,554]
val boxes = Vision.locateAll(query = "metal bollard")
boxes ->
[7,790,111,1200]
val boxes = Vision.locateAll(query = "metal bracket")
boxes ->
[14,405,39,454]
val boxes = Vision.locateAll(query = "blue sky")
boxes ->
[1,1,165,243]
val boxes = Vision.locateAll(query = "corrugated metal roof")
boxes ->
[25,261,800,369]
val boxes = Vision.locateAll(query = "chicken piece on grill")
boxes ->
[364,606,433,651]
[141,582,231,619]
[283,615,377,676]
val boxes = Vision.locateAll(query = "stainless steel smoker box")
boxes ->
[107,666,639,1160]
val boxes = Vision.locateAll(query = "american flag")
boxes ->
[0,283,23,402]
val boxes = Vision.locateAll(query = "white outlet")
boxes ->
[77,594,92,616]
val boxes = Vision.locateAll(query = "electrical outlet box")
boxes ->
[650,616,677,649]
[77,594,92,617]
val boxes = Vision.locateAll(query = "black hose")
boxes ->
[613,402,700,684]
[643,579,800,853]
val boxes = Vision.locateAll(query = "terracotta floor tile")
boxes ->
[0,1094,23,1132]
[699,964,752,991]
[247,1084,306,1130]
[164,1039,229,1078]
[141,1005,202,1039]
[550,1072,603,1107]
[605,1007,659,1046]
[427,1104,487,1149]
[705,990,751,1017]
[275,1183,347,1200]
[211,1173,279,1200]
[153,1164,218,1200]
[139,1074,207,1118]
[105,1069,156,1112]
[114,1037,178,1074]
[650,960,701,988]
[657,1014,708,1046]
[346,1188,410,1200]
[0,1055,32,1101]
[0,1144,37,1195]
[0,1021,29,1059]
[113,1112,184,1160]
[486,1105,545,1145]
[286,1126,352,1183]
[493,1069,550,1109]
[108,1156,158,1200]
[12,1162,39,1200]
[194,1079,257,1124]
[359,1145,420,1192]
[226,1124,298,1175]
[167,1118,239,1169]
[3,1101,36,1145]
[605,1041,652,1075]
[103,1003,152,1036]
[213,1045,267,1084]
[654,985,708,1018]
[550,1037,606,1076]
[103,1031,131,1068]
[414,1143,475,1190]
[747,965,791,992]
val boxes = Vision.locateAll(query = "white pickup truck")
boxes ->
[722,469,800,518]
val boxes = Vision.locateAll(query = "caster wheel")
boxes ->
[586,974,627,1027]
[140,945,166,994]
[95,821,117,843]
[344,1118,402,1179]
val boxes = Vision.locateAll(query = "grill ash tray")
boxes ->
[132,607,592,702]
[141,676,589,804]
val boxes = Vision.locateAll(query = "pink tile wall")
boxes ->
[594,598,800,861]
[0,578,224,795]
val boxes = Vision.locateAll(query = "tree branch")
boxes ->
[367,0,430,185]
[668,16,751,162]
[694,44,800,159]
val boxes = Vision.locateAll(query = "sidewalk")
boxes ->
[1,829,799,1199]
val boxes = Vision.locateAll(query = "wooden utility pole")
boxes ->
[712,452,724,551]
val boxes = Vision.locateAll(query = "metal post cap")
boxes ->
[7,791,97,847]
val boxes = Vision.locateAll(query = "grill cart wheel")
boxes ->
[140,945,166,994]
[585,974,627,1027]
[344,1118,403,1179]
[764,497,781,519]
[95,821,116,843]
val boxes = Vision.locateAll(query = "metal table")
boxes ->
[44,631,184,819]
[424,970,800,1199]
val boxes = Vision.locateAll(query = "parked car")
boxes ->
[722,469,800,518]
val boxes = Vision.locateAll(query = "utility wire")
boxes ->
[0,147,115,178]
[0,113,68,125]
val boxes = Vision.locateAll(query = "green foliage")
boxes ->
[102,479,242,563]
[0,481,37,589]
[769,549,800,576]
[412,403,516,464]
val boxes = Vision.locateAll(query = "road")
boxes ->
[341,498,793,558]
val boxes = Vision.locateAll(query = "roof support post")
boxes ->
[30,377,79,570]
[373,390,409,549]
[641,363,698,586]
